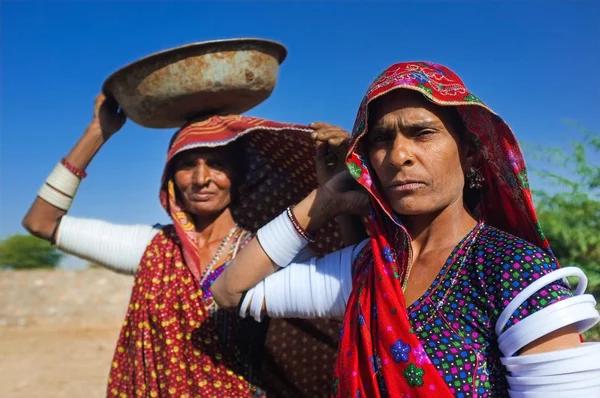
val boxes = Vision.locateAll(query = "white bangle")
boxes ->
[38,183,73,211]
[502,342,600,370]
[250,281,265,322]
[495,266,587,336]
[46,162,81,197]
[256,210,309,267]
[241,240,367,320]
[239,287,254,318]
[505,346,600,378]
[506,368,598,386]
[259,240,367,319]
[37,162,83,211]
[503,342,600,395]
[55,216,160,275]
[498,294,599,357]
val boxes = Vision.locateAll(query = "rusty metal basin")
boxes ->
[102,38,287,129]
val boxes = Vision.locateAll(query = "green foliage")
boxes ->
[0,234,63,270]
[87,262,102,269]
[531,121,600,340]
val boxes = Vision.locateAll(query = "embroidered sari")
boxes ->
[107,115,343,397]
[334,62,570,397]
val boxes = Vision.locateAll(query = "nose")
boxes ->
[387,135,414,169]
[191,161,209,186]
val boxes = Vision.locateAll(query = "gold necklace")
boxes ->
[402,242,414,293]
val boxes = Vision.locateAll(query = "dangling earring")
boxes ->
[466,167,484,189]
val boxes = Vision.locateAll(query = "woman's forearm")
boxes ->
[22,123,107,241]
[211,187,339,308]
[239,239,368,321]
[63,122,108,171]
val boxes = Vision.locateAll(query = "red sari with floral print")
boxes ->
[107,115,344,397]
[333,62,560,397]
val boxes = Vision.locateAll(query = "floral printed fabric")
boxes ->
[333,62,565,397]
[107,227,264,397]
[408,225,572,397]
[109,115,345,397]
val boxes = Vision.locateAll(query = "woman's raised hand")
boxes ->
[90,93,127,139]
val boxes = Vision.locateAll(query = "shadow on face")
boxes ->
[365,90,476,217]
[171,145,239,218]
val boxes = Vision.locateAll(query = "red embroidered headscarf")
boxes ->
[333,62,554,397]
[161,114,346,273]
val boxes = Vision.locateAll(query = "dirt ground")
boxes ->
[0,269,134,398]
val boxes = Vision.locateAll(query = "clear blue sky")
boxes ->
[1,1,599,266]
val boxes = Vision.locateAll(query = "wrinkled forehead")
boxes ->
[169,142,240,167]
[369,88,431,115]
[366,88,464,136]
[176,144,234,158]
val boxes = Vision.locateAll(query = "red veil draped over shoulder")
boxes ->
[333,62,557,397]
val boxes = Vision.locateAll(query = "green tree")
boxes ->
[531,121,599,340]
[0,234,63,270]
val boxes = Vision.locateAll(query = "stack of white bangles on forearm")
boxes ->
[496,267,600,397]
[38,162,83,211]
[241,209,367,322]
[256,210,313,268]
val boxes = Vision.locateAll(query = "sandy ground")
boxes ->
[0,269,133,398]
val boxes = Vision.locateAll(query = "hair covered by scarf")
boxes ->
[332,62,557,397]
[160,114,347,279]
[157,114,345,396]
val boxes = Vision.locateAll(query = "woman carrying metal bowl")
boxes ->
[22,93,355,397]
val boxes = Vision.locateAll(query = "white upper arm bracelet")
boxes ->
[55,215,160,275]
[502,342,600,394]
[496,267,598,357]
[240,239,369,321]
[496,267,587,336]
[496,267,600,394]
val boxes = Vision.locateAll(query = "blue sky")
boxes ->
[1,1,599,267]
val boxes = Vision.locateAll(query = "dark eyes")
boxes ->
[369,129,393,143]
[416,129,435,137]
[175,159,227,171]
[176,159,196,170]
[369,129,435,143]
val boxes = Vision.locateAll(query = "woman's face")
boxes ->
[367,90,472,216]
[172,146,236,217]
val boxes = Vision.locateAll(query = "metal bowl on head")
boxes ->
[102,38,287,129]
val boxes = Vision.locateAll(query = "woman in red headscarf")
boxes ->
[212,62,600,397]
[22,94,348,397]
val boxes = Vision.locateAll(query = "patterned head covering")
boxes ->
[347,61,549,250]
[158,114,343,396]
[333,62,554,397]
[160,114,343,279]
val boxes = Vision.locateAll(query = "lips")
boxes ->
[388,179,426,193]
[189,192,215,201]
